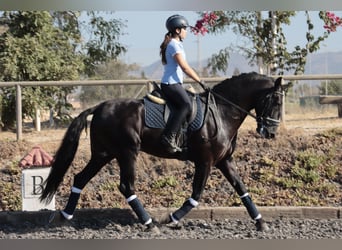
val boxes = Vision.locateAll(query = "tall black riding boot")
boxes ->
[161,132,182,153]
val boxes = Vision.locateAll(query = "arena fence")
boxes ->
[1,74,342,141]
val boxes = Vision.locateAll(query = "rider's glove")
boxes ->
[199,80,210,91]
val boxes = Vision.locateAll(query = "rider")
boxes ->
[159,14,204,153]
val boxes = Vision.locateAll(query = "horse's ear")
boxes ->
[274,77,283,89]
[275,77,290,94]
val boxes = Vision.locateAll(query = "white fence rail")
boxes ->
[1,74,342,141]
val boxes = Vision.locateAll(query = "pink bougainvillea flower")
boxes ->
[191,11,218,35]
[324,11,342,32]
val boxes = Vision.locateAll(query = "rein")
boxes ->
[198,81,283,124]
[209,90,258,121]
[197,80,257,120]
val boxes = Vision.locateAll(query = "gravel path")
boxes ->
[1,217,341,239]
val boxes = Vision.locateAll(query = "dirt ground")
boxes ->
[0,106,341,211]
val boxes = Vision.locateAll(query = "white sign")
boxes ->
[21,167,55,211]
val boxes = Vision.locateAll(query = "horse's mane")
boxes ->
[213,72,273,93]
[211,72,273,102]
[213,72,270,90]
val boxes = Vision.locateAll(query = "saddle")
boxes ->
[143,82,205,132]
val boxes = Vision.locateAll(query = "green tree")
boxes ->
[0,11,83,129]
[0,11,127,129]
[82,11,127,77]
[318,80,342,95]
[206,47,230,76]
[193,11,337,76]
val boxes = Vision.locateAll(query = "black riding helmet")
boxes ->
[166,14,189,32]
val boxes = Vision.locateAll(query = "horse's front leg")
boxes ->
[216,158,269,232]
[117,150,158,233]
[160,162,211,224]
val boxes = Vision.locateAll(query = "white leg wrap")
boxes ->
[126,194,137,203]
[240,193,249,198]
[61,210,73,220]
[170,213,179,224]
[188,198,199,207]
[144,218,152,225]
[254,214,262,220]
[71,186,82,194]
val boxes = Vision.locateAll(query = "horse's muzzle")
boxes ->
[256,117,280,139]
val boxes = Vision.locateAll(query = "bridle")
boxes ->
[255,90,284,136]
[208,88,282,121]
[206,86,283,136]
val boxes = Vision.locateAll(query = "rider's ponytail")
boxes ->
[160,32,172,65]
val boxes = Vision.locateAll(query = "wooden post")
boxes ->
[146,81,154,93]
[16,84,22,141]
[49,108,55,128]
[35,108,41,132]
[319,95,342,118]
[338,104,342,118]
[281,78,286,126]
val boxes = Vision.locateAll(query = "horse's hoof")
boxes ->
[47,211,72,226]
[47,211,65,225]
[255,219,270,232]
[145,223,161,234]
[157,213,172,224]
[167,221,183,230]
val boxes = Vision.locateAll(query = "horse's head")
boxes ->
[255,77,285,139]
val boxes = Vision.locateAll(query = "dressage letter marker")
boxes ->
[21,167,55,211]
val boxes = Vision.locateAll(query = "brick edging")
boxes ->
[150,206,341,221]
[0,206,340,227]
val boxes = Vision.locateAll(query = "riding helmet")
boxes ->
[166,14,189,32]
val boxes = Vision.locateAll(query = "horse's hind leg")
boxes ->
[216,158,269,232]
[60,155,112,220]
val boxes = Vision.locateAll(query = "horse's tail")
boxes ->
[40,106,97,204]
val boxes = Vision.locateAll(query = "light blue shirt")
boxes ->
[161,38,186,84]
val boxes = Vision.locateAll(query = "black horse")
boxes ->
[40,72,286,232]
